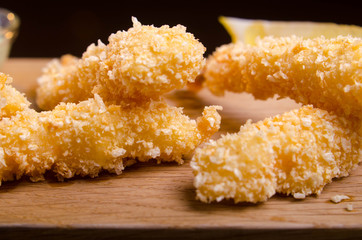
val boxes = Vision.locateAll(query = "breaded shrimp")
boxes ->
[0,87,221,184]
[0,73,31,120]
[191,106,361,203]
[203,36,362,120]
[36,17,206,110]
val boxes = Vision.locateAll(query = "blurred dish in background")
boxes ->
[219,16,362,45]
[0,8,20,69]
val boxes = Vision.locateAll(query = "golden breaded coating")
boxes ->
[0,73,31,120]
[0,93,221,184]
[204,36,362,119]
[191,106,361,203]
[36,17,206,110]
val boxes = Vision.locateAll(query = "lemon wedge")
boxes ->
[219,16,362,45]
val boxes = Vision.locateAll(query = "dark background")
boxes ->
[2,0,362,58]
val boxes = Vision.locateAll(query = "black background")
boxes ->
[2,0,362,58]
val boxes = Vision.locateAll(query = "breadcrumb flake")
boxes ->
[346,203,354,211]
[330,194,350,203]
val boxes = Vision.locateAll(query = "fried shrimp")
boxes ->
[36,17,206,110]
[191,106,361,203]
[0,18,223,186]
[193,35,362,203]
[1,80,221,184]
[203,36,362,119]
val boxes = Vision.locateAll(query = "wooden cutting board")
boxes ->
[0,58,361,239]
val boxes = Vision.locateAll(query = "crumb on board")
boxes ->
[330,194,350,203]
[346,203,353,212]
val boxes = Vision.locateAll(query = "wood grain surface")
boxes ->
[0,59,361,239]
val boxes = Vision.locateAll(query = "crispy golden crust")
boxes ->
[1,91,221,184]
[1,18,220,185]
[195,35,362,203]
[191,106,361,203]
[204,36,362,120]
[36,17,206,110]
[0,73,31,120]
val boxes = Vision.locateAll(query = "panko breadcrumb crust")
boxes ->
[36,17,206,110]
[192,35,362,203]
[0,18,223,186]
[191,106,361,203]
[204,36,362,120]
[1,76,221,184]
